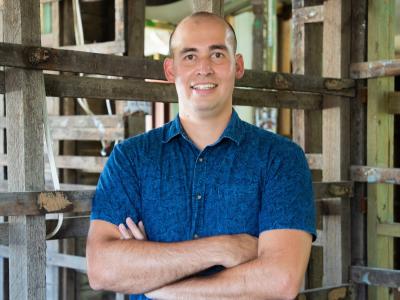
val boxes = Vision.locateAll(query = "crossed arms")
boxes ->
[86,218,312,300]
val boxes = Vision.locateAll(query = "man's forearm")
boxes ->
[146,257,298,300]
[88,235,231,294]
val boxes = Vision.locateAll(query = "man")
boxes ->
[87,12,316,300]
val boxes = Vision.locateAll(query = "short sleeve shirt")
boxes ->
[91,110,316,300]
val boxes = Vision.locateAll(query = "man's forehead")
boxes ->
[171,17,232,50]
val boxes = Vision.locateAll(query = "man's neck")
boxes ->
[179,110,232,151]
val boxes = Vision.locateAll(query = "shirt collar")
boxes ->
[162,109,244,146]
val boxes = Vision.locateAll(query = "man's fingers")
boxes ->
[126,217,146,240]
[118,223,132,239]
[138,220,147,239]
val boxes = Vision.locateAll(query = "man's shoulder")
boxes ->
[241,120,300,152]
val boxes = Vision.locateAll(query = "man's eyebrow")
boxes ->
[209,44,228,51]
[179,47,198,55]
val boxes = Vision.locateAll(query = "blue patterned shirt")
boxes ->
[91,110,316,300]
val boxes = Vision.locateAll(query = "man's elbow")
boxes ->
[275,273,302,300]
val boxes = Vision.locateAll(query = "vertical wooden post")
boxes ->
[350,0,367,299]
[3,0,46,299]
[367,1,395,299]
[322,0,351,287]
[192,0,223,15]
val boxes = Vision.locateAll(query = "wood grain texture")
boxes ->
[0,43,356,96]
[4,0,47,299]
[322,0,351,287]
[192,0,223,15]
[367,1,395,299]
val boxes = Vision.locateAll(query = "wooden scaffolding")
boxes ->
[0,0,399,299]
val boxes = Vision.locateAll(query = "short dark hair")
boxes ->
[168,11,237,56]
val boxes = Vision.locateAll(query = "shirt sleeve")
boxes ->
[259,141,317,241]
[90,142,141,226]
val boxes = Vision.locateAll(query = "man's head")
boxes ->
[164,12,245,120]
[168,12,238,57]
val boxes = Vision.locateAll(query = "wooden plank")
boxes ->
[0,43,356,96]
[0,115,123,129]
[322,0,351,287]
[43,74,324,110]
[0,154,107,173]
[59,40,125,54]
[306,153,323,170]
[388,92,400,114]
[4,0,47,299]
[51,127,124,141]
[114,0,124,41]
[350,0,368,299]
[293,5,324,24]
[0,190,94,216]
[367,1,395,299]
[350,59,400,79]
[192,0,223,15]
[351,266,400,288]
[377,222,400,238]
[351,166,400,185]
[0,246,86,272]
[0,182,350,217]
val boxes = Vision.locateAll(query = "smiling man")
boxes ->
[87,12,316,300]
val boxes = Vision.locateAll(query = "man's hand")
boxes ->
[118,217,147,241]
[221,234,258,268]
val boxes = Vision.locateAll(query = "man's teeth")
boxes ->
[192,84,217,90]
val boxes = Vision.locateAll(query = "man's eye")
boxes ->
[212,52,224,59]
[185,54,195,60]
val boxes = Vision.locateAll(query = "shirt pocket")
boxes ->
[215,182,260,235]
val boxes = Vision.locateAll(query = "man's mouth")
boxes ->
[191,83,218,90]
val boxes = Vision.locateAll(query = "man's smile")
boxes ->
[190,83,218,90]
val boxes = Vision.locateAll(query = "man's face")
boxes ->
[164,17,244,119]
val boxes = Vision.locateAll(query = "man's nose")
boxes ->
[196,57,214,76]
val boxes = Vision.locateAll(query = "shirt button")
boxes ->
[199,158,204,162]
[194,234,199,239]
[197,194,202,200]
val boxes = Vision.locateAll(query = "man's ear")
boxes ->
[163,58,175,82]
[235,54,245,79]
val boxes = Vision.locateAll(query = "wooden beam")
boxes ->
[350,59,400,79]
[293,5,324,24]
[351,266,400,288]
[0,246,86,272]
[322,0,351,287]
[0,182,350,217]
[59,40,125,54]
[4,0,47,299]
[377,222,400,238]
[367,1,395,299]
[192,0,223,15]
[43,74,324,110]
[50,127,124,141]
[0,42,356,96]
[351,166,400,185]
[0,190,94,216]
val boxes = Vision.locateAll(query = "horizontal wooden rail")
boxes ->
[350,165,400,185]
[377,222,400,238]
[351,266,400,288]
[0,72,324,110]
[51,128,124,141]
[0,42,355,96]
[388,92,400,114]
[0,245,87,272]
[0,181,352,217]
[59,40,125,55]
[0,154,106,173]
[293,5,324,24]
[350,59,400,79]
